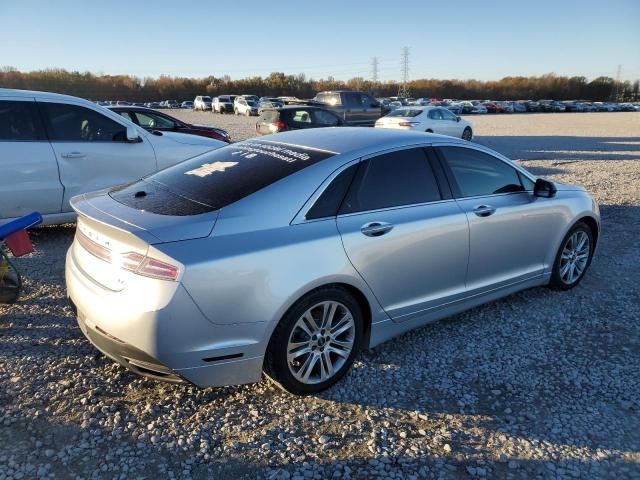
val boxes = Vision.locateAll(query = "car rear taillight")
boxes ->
[77,230,179,281]
[272,121,286,130]
[120,252,180,281]
[398,122,420,127]
[76,230,112,263]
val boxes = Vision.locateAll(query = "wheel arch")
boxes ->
[264,281,374,355]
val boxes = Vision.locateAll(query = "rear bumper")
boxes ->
[65,246,265,388]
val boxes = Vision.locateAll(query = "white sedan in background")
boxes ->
[0,88,226,225]
[375,106,473,140]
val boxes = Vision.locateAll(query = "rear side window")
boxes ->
[438,146,524,197]
[40,102,127,142]
[313,110,340,126]
[0,101,46,141]
[306,164,358,220]
[291,110,312,123]
[110,140,336,215]
[340,148,441,214]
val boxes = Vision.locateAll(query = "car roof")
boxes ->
[0,87,90,102]
[255,127,466,156]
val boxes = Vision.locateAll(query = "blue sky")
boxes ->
[1,0,638,81]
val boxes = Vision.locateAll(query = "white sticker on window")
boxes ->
[185,161,238,177]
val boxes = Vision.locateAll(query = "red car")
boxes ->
[109,106,230,142]
[482,102,507,114]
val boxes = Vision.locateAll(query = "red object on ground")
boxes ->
[4,229,33,257]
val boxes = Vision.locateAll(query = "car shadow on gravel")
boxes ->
[475,136,640,161]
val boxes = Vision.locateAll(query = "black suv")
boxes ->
[256,106,343,135]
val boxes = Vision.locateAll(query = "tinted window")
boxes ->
[0,101,46,141]
[306,164,358,220]
[386,108,423,118]
[110,140,335,215]
[344,92,362,108]
[41,103,126,142]
[439,147,524,197]
[313,110,340,126]
[428,109,443,120]
[340,148,441,214]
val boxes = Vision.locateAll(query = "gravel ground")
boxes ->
[1,112,639,479]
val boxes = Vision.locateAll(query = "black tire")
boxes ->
[264,286,364,395]
[548,221,594,291]
[462,127,473,141]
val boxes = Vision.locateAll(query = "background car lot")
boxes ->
[1,112,639,479]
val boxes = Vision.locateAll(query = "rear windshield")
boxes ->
[202,97,211,101]
[110,140,335,215]
[386,108,423,117]
[259,110,279,122]
[219,96,231,102]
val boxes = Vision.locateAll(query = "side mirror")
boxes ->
[456,116,461,122]
[126,125,141,143]
[534,178,557,198]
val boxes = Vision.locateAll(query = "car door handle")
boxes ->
[61,152,86,159]
[473,205,496,217]
[361,222,394,237]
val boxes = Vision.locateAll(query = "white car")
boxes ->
[193,95,212,111]
[375,106,473,140]
[234,98,258,116]
[0,89,226,225]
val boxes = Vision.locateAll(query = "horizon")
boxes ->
[1,0,638,82]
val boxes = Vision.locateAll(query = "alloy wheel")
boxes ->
[559,230,590,284]
[286,301,355,384]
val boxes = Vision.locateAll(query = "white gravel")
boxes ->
[1,112,639,479]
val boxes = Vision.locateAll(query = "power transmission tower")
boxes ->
[613,64,622,101]
[371,57,379,83]
[398,47,410,98]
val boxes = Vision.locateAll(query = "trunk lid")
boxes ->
[72,189,219,245]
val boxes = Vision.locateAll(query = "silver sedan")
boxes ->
[65,128,600,395]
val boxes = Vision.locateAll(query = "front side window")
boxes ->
[340,148,441,214]
[313,110,340,126]
[441,109,457,121]
[438,146,525,197]
[40,102,126,142]
[0,101,46,141]
[135,112,175,129]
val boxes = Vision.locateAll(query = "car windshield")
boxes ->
[247,101,257,107]
[202,97,211,101]
[110,140,336,215]
[386,108,423,117]
[219,97,230,102]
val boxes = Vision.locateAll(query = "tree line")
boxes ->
[1,67,638,102]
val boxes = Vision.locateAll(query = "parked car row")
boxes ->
[380,97,640,114]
